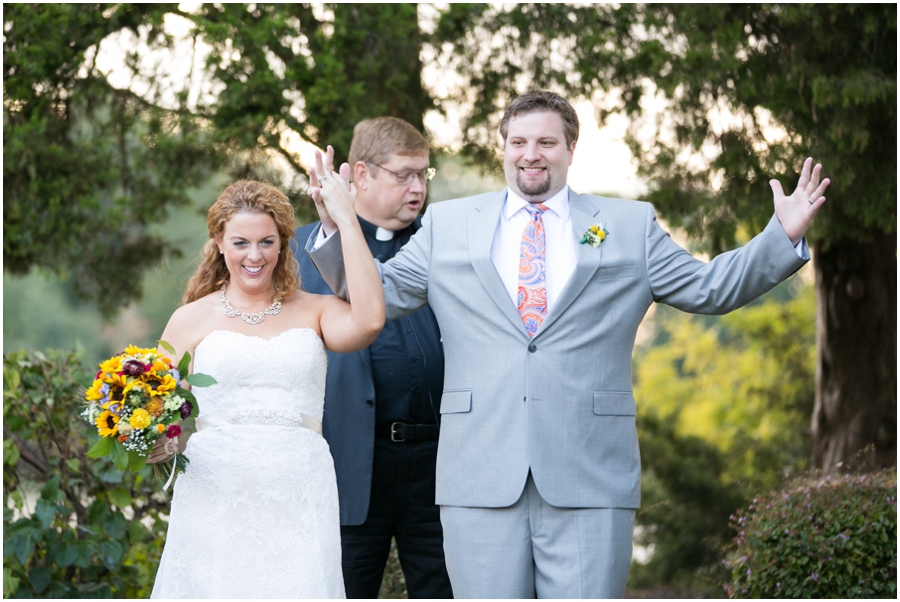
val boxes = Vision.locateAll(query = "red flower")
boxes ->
[166,424,182,439]
[179,400,193,420]
[120,360,147,376]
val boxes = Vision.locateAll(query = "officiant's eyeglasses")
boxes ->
[366,162,436,186]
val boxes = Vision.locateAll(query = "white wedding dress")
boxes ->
[151,328,345,598]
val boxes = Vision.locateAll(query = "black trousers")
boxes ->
[340,438,453,599]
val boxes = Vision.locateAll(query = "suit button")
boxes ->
[528,343,537,353]
[366,399,374,407]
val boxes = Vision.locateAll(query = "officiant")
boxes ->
[294,117,452,599]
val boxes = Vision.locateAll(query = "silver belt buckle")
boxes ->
[390,421,406,442]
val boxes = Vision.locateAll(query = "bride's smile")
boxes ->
[216,211,282,296]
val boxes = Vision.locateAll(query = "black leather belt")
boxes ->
[375,421,439,443]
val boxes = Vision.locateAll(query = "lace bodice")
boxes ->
[192,328,327,429]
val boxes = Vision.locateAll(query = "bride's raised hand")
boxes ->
[316,150,357,230]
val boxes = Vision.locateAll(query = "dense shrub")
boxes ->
[3,348,170,598]
[725,469,897,598]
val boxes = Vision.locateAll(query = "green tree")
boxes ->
[3,3,220,316]
[601,4,896,471]
[3,3,434,314]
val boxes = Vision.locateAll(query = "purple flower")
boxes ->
[810,572,819,582]
[179,400,193,420]
[121,359,147,376]
[169,368,181,383]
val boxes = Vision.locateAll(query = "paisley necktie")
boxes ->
[517,203,548,337]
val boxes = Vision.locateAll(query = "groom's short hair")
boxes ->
[348,117,429,167]
[499,90,580,148]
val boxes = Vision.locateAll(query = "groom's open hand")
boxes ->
[770,157,830,246]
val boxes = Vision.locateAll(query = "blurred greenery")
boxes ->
[3,177,224,361]
[629,274,816,590]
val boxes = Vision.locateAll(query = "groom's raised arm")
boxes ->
[306,212,432,321]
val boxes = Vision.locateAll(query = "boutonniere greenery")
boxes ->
[580,223,609,248]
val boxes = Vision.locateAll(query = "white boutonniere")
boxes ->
[580,223,609,248]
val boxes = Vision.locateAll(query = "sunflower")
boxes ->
[85,379,106,401]
[106,373,128,404]
[123,344,154,358]
[144,373,177,397]
[98,356,123,378]
[129,408,152,430]
[96,410,120,437]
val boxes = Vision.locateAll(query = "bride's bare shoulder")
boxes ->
[280,290,333,329]
[161,293,221,352]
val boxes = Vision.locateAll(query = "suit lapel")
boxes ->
[468,189,529,334]
[535,192,604,336]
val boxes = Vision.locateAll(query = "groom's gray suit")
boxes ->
[308,188,807,596]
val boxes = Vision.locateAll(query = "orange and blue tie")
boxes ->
[518,203,548,337]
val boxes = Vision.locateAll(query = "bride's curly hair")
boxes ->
[182,181,301,305]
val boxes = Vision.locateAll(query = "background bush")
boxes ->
[725,469,897,598]
[3,348,170,598]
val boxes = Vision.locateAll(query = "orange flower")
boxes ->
[118,435,128,443]
[146,398,165,417]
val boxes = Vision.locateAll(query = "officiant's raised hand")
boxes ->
[770,157,831,246]
[309,145,354,237]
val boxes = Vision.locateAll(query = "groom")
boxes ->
[306,90,829,598]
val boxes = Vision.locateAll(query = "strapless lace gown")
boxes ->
[151,328,345,598]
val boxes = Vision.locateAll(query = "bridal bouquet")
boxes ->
[80,342,215,484]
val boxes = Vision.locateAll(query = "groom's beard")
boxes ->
[515,166,552,198]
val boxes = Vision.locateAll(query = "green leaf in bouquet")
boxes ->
[86,436,113,458]
[110,440,128,471]
[185,373,217,387]
[157,339,176,355]
[128,450,147,473]
[177,351,191,379]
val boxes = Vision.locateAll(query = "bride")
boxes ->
[148,162,383,598]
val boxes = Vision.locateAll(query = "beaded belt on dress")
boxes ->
[196,410,322,435]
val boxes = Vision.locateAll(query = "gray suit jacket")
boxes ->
[307,188,807,510]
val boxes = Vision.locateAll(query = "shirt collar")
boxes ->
[503,185,570,222]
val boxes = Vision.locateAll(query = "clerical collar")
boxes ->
[357,216,397,241]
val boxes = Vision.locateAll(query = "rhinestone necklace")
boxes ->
[219,283,283,325]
